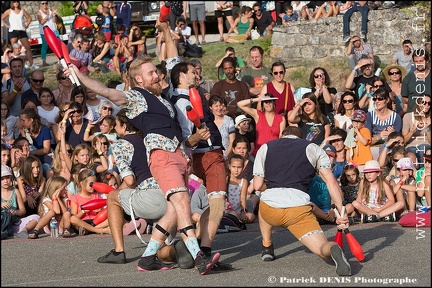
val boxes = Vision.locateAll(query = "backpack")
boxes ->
[217,213,246,233]
[1,210,14,240]
[95,13,104,30]
[184,43,203,58]
[56,15,66,35]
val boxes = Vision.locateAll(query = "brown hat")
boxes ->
[382,64,407,82]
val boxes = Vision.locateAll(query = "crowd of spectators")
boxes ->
[1,0,430,248]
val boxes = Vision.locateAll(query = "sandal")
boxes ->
[78,227,87,236]
[28,229,39,239]
[62,228,72,238]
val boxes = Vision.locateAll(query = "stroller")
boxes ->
[72,14,95,37]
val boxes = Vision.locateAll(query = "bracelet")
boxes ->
[384,145,389,149]
[398,180,404,186]
[52,198,58,202]
[250,98,253,105]
[85,128,91,132]
[13,88,18,93]
[352,68,357,71]
[61,119,67,123]
[98,151,103,156]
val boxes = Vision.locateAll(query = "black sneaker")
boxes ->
[174,240,194,269]
[137,255,175,272]
[261,244,275,261]
[382,212,396,222]
[330,245,352,276]
[361,214,378,223]
[97,249,126,264]
[212,261,233,271]
[194,251,220,275]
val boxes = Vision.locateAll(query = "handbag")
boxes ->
[251,29,260,40]
[266,1,276,11]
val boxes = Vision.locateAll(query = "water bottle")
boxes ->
[50,217,58,238]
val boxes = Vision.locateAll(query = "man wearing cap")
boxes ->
[416,148,431,208]
[253,126,351,276]
[234,115,256,154]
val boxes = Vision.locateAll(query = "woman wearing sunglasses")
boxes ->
[59,102,91,149]
[383,64,407,117]
[334,91,360,131]
[256,61,295,119]
[238,92,286,156]
[359,76,390,112]
[402,94,431,165]
[288,92,331,145]
[309,67,337,116]
[365,88,402,160]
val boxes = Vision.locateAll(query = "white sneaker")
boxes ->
[25,64,30,69]
[30,64,40,69]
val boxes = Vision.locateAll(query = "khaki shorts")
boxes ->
[119,188,167,220]
[259,201,322,240]
[149,148,189,197]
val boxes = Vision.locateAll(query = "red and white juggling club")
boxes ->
[59,39,80,86]
[188,85,212,147]
[43,25,79,86]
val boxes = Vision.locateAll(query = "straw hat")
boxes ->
[234,115,251,127]
[363,160,381,173]
[382,64,407,82]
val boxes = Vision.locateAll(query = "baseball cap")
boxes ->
[351,109,366,122]
[323,145,336,157]
[235,115,251,127]
[363,160,381,173]
[397,157,415,170]
[424,148,431,161]
[1,165,13,177]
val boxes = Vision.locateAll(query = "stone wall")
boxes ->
[270,7,429,67]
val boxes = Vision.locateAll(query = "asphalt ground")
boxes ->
[1,221,430,287]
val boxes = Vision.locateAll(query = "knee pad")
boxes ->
[208,197,225,224]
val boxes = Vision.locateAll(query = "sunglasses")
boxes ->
[70,109,83,114]
[59,76,68,80]
[254,8,261,12]
[372,97,385,102]
[32,78,44,83]
[41,2,47,4]
[101,142,109,145]
[424,158,431,163]
[330,139,343,144]
[422,101,431,106]
[373,84,384,89]
[388,71,401,76]
[102,106,113,111]
[67,149,74,154]
[393,158,402,162]
[342,99,354,104]
[314,74,324,78]
[273,71,284,75]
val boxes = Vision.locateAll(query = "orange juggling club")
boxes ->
[189,85,204,119]
[80,199,107,211]
[90,182,115,194]
[159,3,171,22]
[93,207,108,225]
[344,228,365,261]
[186,106,201,128]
